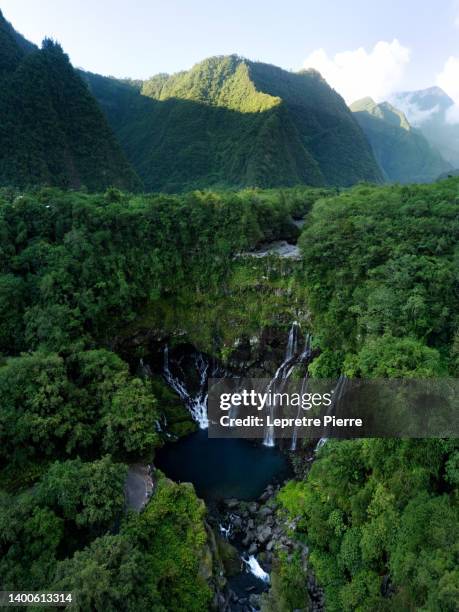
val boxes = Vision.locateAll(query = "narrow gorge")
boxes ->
[118,232,325,611]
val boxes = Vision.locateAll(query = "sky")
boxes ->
[2,0,459,107]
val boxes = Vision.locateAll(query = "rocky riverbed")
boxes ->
[209,481,325,611]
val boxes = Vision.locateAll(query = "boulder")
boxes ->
[259,491,271,503]
[216,537,241,577]
[242,531,255,546]
[257,525,272,544]
[232,516,243,529]
[249,593,261,608]
[258,505,273,518]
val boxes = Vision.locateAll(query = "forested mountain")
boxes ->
[390,86,459,168]
[83,56,382,192]
[0,10,141,191]
[1,6,458,610]
[351,97,451,183]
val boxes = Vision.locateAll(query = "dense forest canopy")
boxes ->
[0,179,458,609]
[277,179,459,611]
[0,6,458,611]
[0,185,318,609]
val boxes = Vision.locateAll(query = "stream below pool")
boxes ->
[150,323,318,610]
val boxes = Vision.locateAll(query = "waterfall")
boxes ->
[314,374,348,453]
[314,437,328,452]
[263,324,312,447]
[242,554,270,583]
[290,365,311,451]
[219,522,232,539]
[163,346,209,429]
[139,357,153,379]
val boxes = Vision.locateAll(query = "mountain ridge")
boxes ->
[0,9,141,192]
[350,96,451,183]
[83,55,383,192]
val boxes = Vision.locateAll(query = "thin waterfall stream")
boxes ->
[163,345,210,428]
[263,322,314,447]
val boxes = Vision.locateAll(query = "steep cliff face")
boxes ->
[351,97,451,183]
[84,55,382,192]
[0,10,141,191]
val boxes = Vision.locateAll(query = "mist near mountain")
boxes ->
[351,96,451,183]
[390,87,459,168]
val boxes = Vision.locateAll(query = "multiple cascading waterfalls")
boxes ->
[161,321,321,449]
[159,327,345,596]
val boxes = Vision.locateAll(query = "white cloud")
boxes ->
[303,40,411,104]
[437,56,459,123]
[389,95,440,126]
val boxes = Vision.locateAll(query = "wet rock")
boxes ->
[124,464,153,512]
[257,525,272,544]
[258,505,273,517]
[248,542,258,555]
[224,498,239,509]
[198,544,213,581]
[232,516,243,529]
[248,502,259,514]
[247,519,255,530]
[242,531,255,546]
[216,537,241,577]
[241,241,302,260]
[259,490,271,503]
[217,593,227,609]
[266,539,275,552]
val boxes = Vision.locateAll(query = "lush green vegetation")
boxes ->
[84,55,382,192]
[300,180,458,374]
[2,7,458,611]
[351,97,451,184]
[0,10,140,192]
[0,184,319,608]
[0,172,458,612]
[276,178,459,611]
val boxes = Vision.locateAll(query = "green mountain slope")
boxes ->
[84,55,382,192]
[0,10,141,191]
[351,97,451,183]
